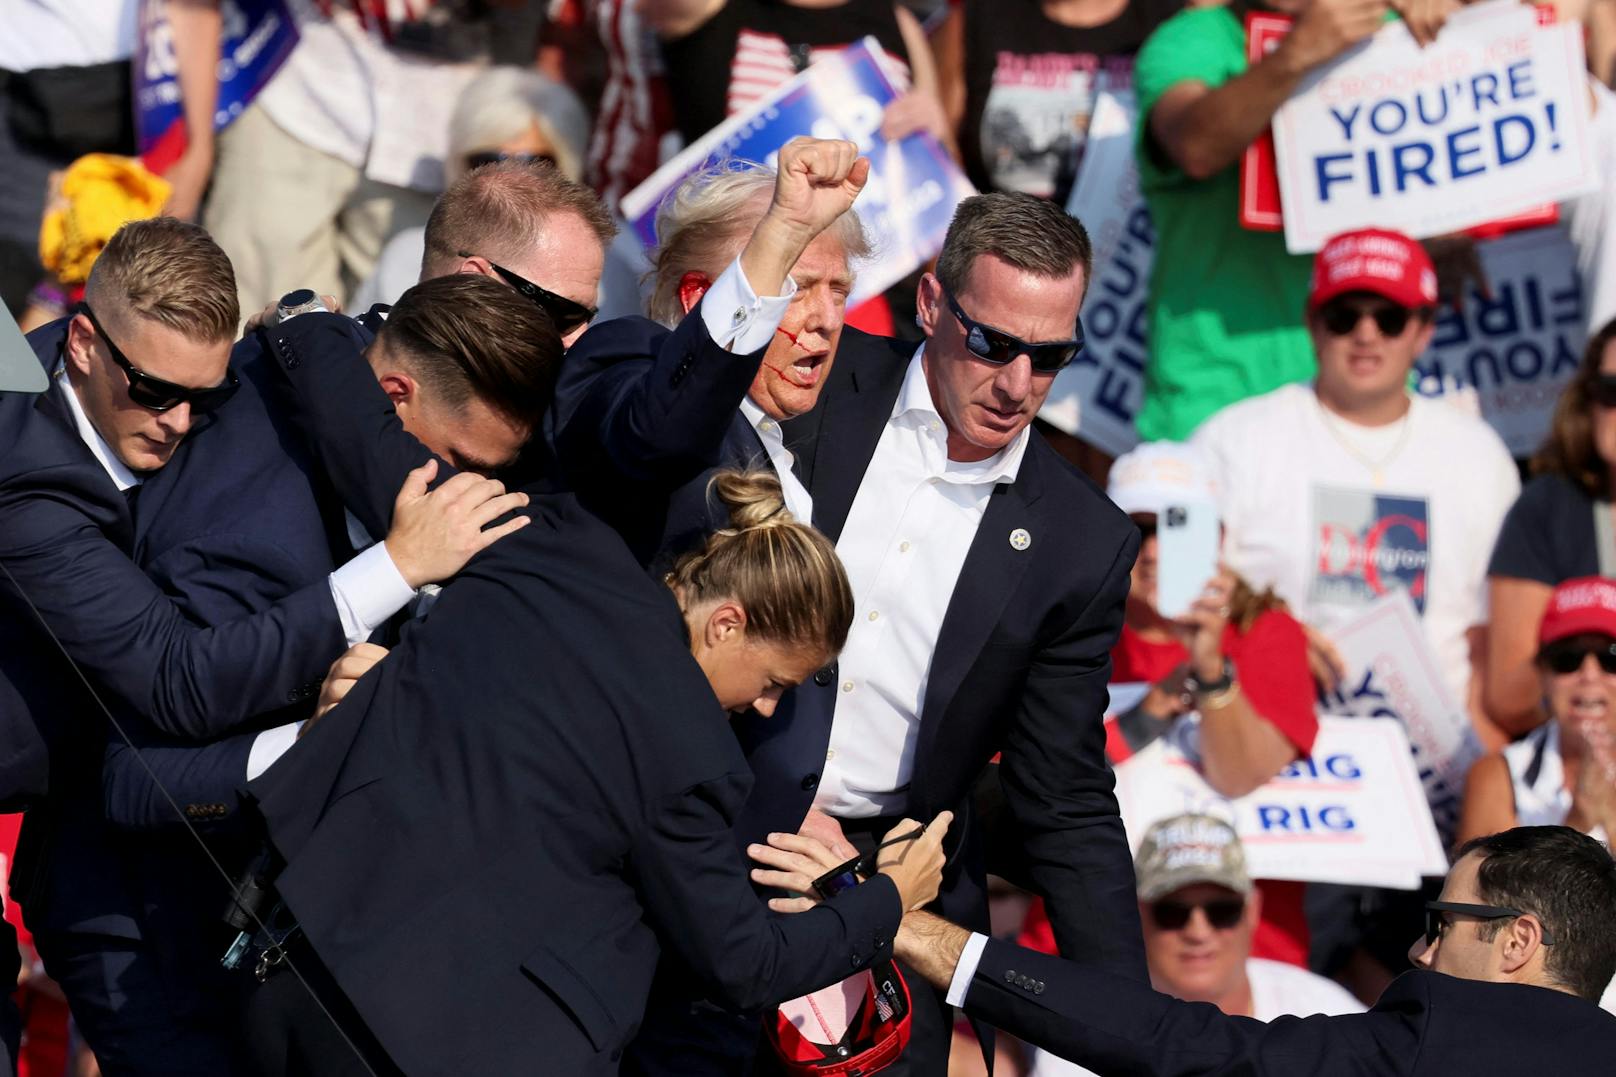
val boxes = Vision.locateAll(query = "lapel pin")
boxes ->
[1009,528,1031,551]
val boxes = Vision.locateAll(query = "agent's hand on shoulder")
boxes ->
[384,459,531,589]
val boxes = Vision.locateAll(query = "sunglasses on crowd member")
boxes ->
[464,150,557,171]
[1538,636,1616,675]
[1586,373,1616,408]
[80,304,239,414]
[1423,901,1556,948]
[942,287,1084,373]
[461,253,598,335]
[1317,297,1430,338]
[1148,896,1246,931]
[811,826,927,901]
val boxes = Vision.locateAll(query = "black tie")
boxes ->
[122,484,141,515]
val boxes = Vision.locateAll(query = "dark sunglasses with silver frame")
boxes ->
[459,252,597,335]
[79,303,239,414]
[941,285,1084,373]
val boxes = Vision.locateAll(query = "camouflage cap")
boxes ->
[1135,814,1252,903]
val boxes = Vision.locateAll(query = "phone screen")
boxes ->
[1155,500,1220,620]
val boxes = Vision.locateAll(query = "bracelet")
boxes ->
[1184,657,1235,697]
[1197,682,1242,711]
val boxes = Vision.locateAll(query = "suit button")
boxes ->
[813,666,833,687]
[800,773,819,792]
[1004,970,1017,984]
[1014,974,1029,989]
[850,952,862,968]
[1034,981,1045,994]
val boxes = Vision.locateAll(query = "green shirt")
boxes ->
[1132,5,1316,442]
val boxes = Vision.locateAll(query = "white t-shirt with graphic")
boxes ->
[1190,383,1519,709]
[1029,958,1365,1076]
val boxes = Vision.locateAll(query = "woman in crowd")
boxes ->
[246,469,951,1074]
[1460,575,1616,1012]
[931,0,1183,203]
[349,65,591,310]
[1488,319,1616,737]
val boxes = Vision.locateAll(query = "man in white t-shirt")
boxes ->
[1029,814,1362,1077]
[1190,227,1520,753]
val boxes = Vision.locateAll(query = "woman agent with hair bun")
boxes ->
[240,469,953,1077]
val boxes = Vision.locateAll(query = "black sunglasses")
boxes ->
[811,826,926,901]
[1538,637,1616,675]
[1318,298,1420,338]
[462,253,597,335]
[1149,896,1246,931]
[465,150,558,171]
[1587,374,1616,408]
[80,304,239,414]
[942,287,1084,373]
[1424,900,1555,948]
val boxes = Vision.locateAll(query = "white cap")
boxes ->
[1106,442,1216,517]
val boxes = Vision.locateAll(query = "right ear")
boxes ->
[679,271,712,315]
[375,371,416,408]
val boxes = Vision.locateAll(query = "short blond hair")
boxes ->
[648,162,872,326]
[421,160,615,279]
[84,217,238,342]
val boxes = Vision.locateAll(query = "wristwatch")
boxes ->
[275,289,329,324]
[1184,658,1236,697]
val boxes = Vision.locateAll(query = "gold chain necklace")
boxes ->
[1314,395,1414,488]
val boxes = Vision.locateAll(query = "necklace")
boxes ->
[1314,396,1413,488]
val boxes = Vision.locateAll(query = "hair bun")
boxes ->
[709,469,792,532]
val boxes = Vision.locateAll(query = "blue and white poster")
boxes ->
[135,0,299,166]
[619,37,977,307]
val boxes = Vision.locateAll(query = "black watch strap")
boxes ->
[1184,658,1235,696]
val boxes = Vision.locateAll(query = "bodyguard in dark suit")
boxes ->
[714,193,1144,1074]
[893,826,1616,1076]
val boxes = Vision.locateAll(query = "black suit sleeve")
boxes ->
[999,525,1148,981]
[259,313,437,538]
[552,304,766,491]
[0,468,343,741]
[102,732,256,831]
[964,938,1410,1076]
[631,773,905,1012]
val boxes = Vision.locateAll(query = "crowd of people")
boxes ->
[6,0,1616,1076]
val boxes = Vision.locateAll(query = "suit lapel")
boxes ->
[33,382,136,549]
[914,450,1047,778]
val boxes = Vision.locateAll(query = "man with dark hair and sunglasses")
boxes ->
[1024,813,1361,1076]
[888,823,1616,1076]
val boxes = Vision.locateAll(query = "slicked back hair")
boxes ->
[378,274,563,433]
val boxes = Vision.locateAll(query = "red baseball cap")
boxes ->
[1539,577,1616,646]
[769,961,913,1075]
[1307,228,1439,311]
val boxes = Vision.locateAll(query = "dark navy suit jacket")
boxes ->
[966,942,1616,1076]
[548,305,771,572]
[242,316,906,1075]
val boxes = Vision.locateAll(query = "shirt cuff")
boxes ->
[246,722,304,781]
[329,540,415,647]
[699,255,797,353]
[945,931,991,1009]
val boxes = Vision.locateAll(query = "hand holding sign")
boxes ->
[1279,0,1391,73]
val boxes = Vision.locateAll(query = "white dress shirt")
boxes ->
[738,397,813,523]
[53,367,413,780]
[813,348,1031,818]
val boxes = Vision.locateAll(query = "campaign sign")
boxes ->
[1041,89,1150,457]
[1239,13,1291,232]
[1318,590,1483,842]
[1414,225,1586,456]
[1114,716,1449,889]
[619,38,976,307]
[136,0,299,172]
[1270,0,1596,253]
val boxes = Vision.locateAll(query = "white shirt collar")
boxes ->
[55,364,141,492]
[893,345,1029,486]
[738,395,784,443]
